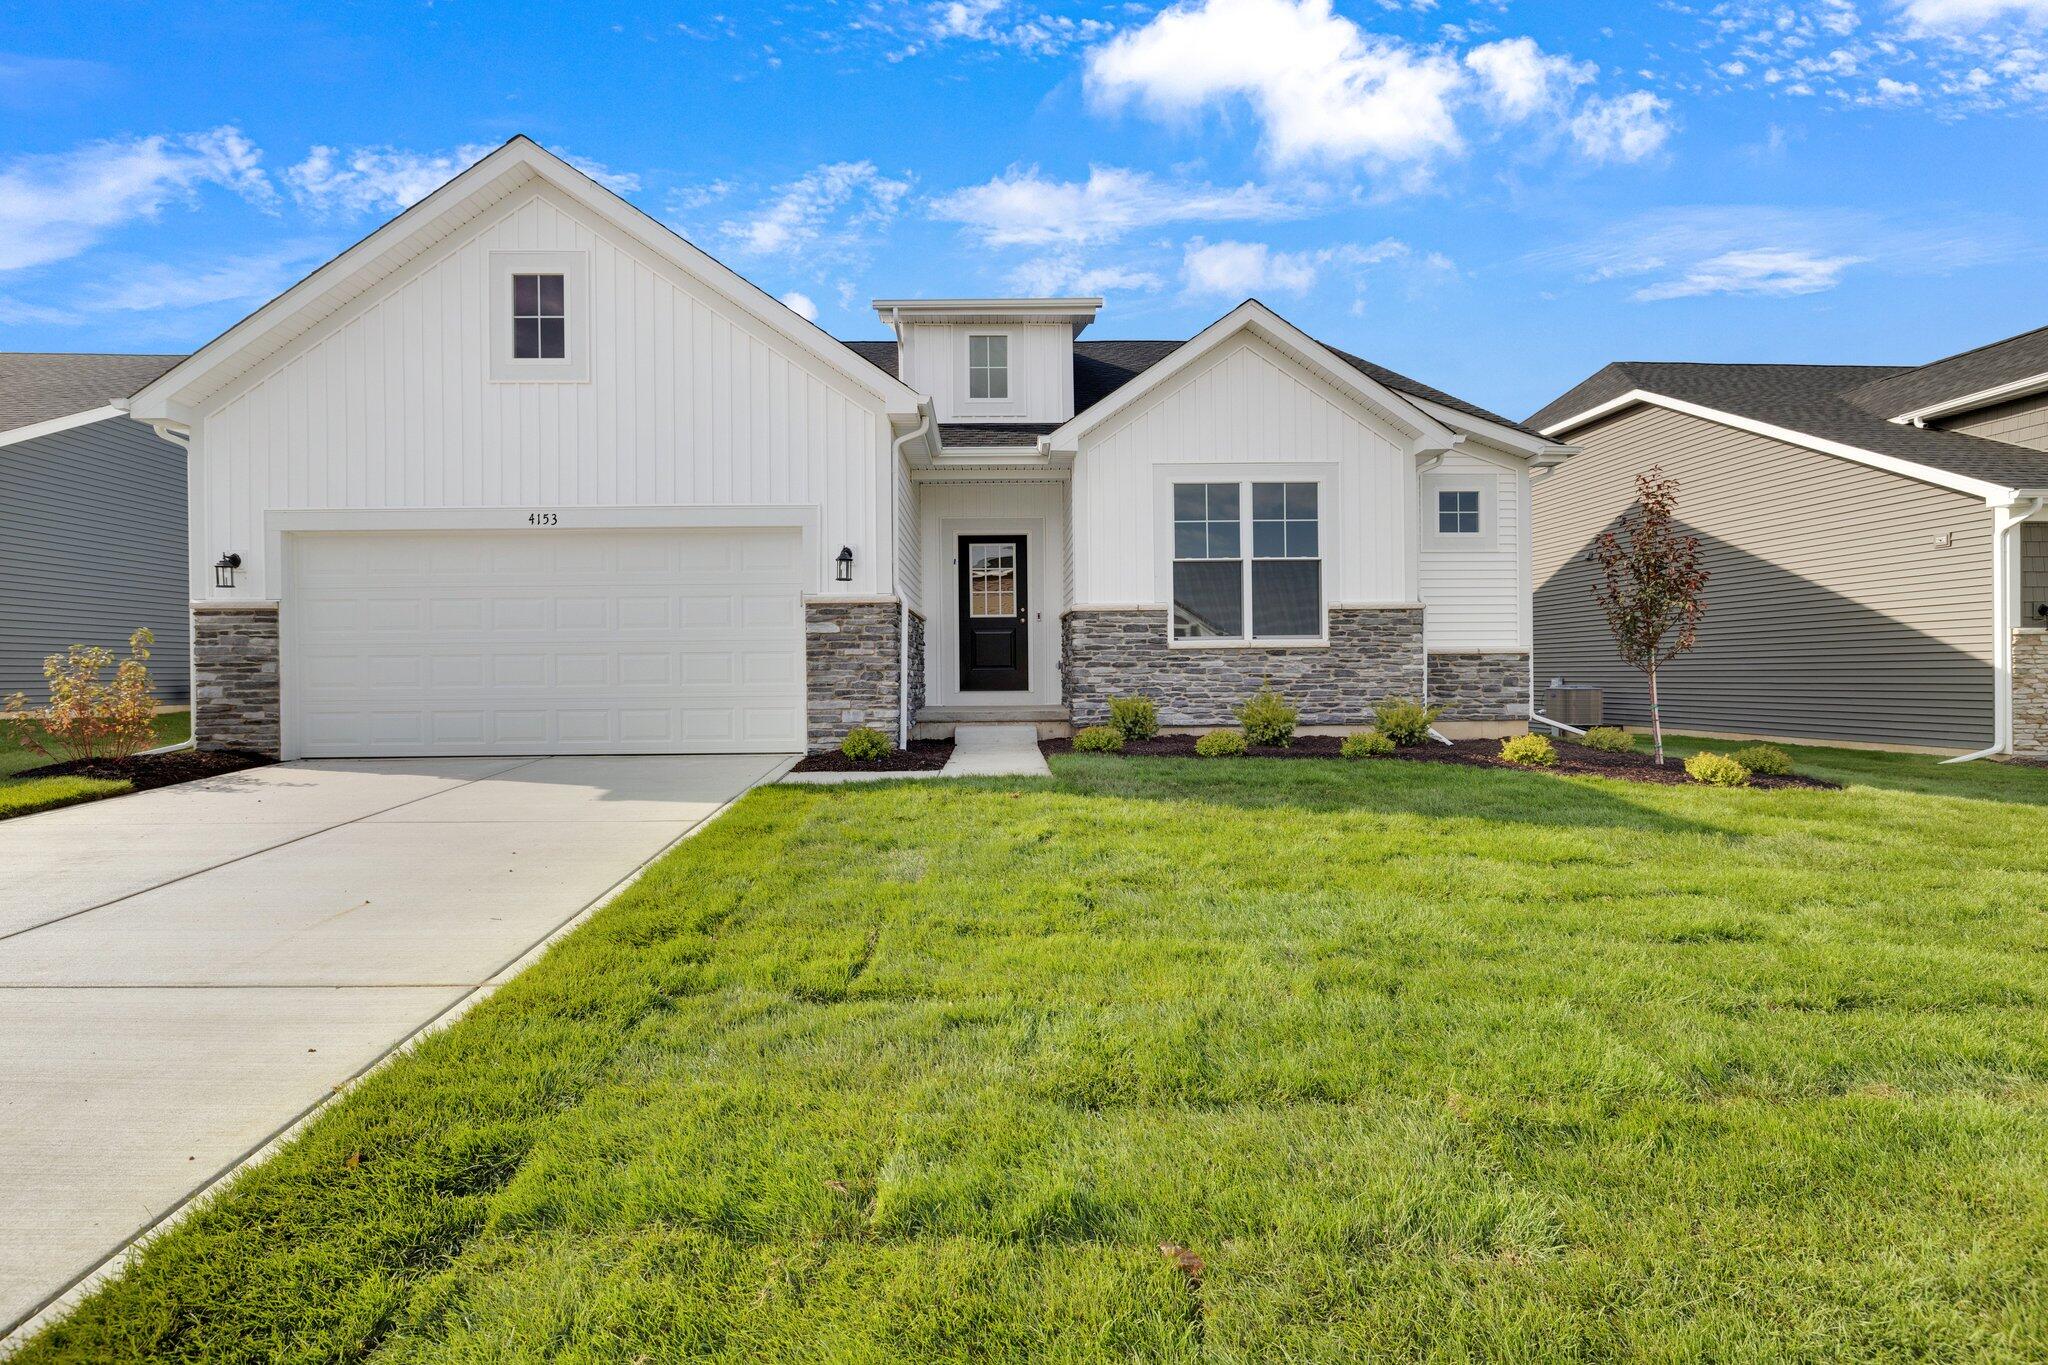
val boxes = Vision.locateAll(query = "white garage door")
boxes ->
[287,528,806,757]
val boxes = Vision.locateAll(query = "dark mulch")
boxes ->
[791,740,955,774]
[1040,733,1838,789]
[16,747,274,792]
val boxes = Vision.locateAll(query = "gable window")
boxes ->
[968,334,1009,400]
[512,273,566,360]
[1172,479,1323,642]
[1437,488,1480,535]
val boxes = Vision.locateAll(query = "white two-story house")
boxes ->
[125,137,1571,757]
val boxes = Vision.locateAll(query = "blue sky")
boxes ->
[3,0,2046,417]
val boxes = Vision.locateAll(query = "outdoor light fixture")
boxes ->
[214,552,242,589]
[835,545,854,583]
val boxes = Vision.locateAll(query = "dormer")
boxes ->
[873,297,1102,423]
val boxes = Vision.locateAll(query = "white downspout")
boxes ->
[891,401,933,749]
[1944,494,2047,763]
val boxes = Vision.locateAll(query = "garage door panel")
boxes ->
[288,529,805,756]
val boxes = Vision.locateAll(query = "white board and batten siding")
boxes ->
[896,322,1075,423]
[188,177,899,605]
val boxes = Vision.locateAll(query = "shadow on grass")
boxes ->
[1659,733,2048,810]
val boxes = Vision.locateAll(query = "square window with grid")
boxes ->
[1171,479,1322,641]
[512,273,566,360]
[1437,488,1481,535]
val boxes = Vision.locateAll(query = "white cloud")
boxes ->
[1898,0,2048,31]
[1464,37,1595,122]
[1184,238,1324,294]
[779,289,819,321]
[934,0,1112,53]
[0,126,276,273]
[1569,91,1674,162]
[1632,247,1867,300]
[1007,253,1167,294]
[719,161,912,259]
[286,143,495,215]
[80,241,332,313]
[930,165,1298,246]
[1085,0,1669,179]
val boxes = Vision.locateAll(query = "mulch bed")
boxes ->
[15,747,275,792]
[1040,734,1838,789]
[791,740,955,774]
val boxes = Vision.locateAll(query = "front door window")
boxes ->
[958,536,1029,692]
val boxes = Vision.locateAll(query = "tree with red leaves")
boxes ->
[1590,467,1708,765]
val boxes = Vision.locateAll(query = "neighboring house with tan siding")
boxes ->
[1529,324,2048,758]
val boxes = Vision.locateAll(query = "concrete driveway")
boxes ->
[0,753,787,1338]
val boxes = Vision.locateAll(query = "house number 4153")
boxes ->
[527,512,559,526]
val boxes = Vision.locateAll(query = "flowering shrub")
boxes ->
[4,628,159,764]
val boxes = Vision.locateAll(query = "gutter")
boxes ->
[1945,492,2048,764]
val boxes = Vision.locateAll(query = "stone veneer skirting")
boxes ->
[806,600,903,752]
[1425,649,1530,721]
[1061,606,1426,727]
[906,609,927,722]
[193,602,282,756]
[2014,630,2048,758]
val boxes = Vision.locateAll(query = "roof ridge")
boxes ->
[1617,359,1909,370]
[1892,319,2048,374]
[0,351,188,359]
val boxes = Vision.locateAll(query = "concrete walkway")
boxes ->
[0,753,785,1340]
[781,723,1051,784]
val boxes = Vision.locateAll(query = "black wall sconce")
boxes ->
[835,545,854,583]
[214,552,242,589]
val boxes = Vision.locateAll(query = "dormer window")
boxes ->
[968,334,1009,400]
[512,273,566,360]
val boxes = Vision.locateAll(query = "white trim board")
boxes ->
[1538,388,2035,504]
[1892,369,2048,426]
[0,405,125,451]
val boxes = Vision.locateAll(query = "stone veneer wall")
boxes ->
[806,600,903,752]
[1062,606,1425,727]
[2014,630,2048,758]
[192,602,281,756]
[1425,650,1529,721]
[906,609,927,723]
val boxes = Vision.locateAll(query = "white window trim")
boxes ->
[1420,471,1498,551]
[956,328,1021,416]
[488,249,590,383]
[1162,472,1330,649]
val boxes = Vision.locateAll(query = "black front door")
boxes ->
[958,535,1029,692]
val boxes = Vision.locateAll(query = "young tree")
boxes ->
[3,628,160,764]
[1590,468,1708,765]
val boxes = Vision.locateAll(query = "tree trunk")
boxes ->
[1648,665,1665,766]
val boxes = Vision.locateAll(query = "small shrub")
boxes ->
[1236,687,1298,747]
[1072,725,1125,753]
[1107,695,1159,741]
[1685,751,1751,787]
[1579,726,1635,753]
[1194,729,1248,758]
[1341,729,1396,758]
[1731,744,1792,776]
[839,726,892,763]
[4,627,159,764]
[1498,733,1558,767]
[1372,697,1443,747]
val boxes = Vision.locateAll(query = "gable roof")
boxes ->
[846,325,1545,451]
[1840,322,2048,421]
[1530,360,2048,498]
[131,137,921,423]
[0,353,184,434]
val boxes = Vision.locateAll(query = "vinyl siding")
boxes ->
[1941,392,2048,453]
[1531,403,1993,749]
[896,451,922,612]
[1,416,190,703]
[1418,447,1527,649]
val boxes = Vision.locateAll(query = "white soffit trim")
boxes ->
[0,404,125,451]
[130,137,924,420]
[1538,388,2023,503]
[1891,369,2048,426]
[1039,299,1458,454]
[1407,396,1574,462]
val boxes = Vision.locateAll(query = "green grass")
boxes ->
[0,710,189,819]
[20,747,2048,1361]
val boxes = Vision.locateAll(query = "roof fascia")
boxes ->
[1890,369,2048,426]
[1408,395,1574,462]
[1540,388,2020,503]
[0,404,124,451]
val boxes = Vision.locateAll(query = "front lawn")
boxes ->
[21,747,2048,1360]
[0,710,190,819]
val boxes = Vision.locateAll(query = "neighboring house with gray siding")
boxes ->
[1529,324,2048,757]
[0,353,189,705]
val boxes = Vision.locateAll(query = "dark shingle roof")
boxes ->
[1841,323,2048,419]
[938,423,1062,448]
[1529,360,2048,492]
[838,335,1545,447]
[0,353,185,433]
